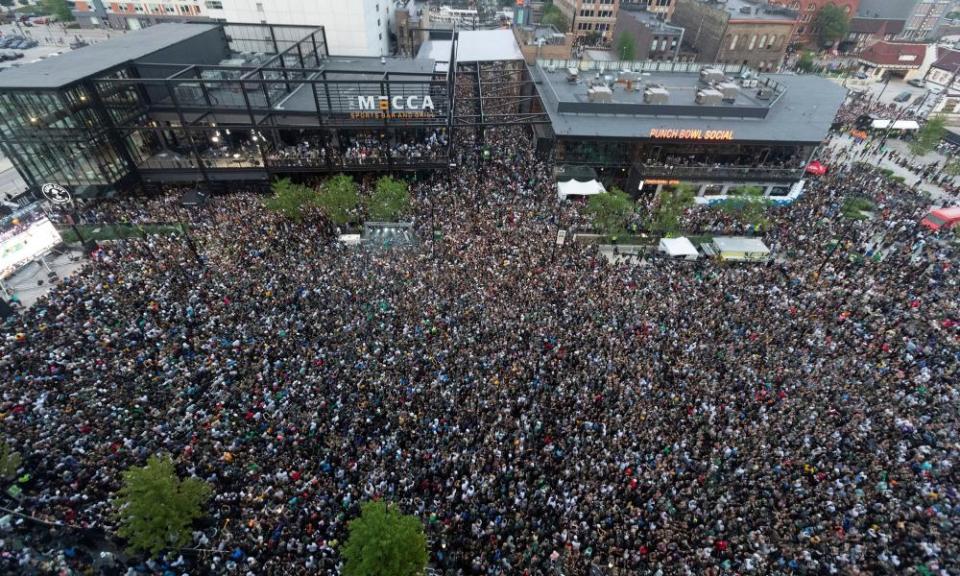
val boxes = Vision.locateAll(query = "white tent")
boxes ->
[557,179,606,200]
[712,236,770,261]
[658,237,699,260]
[892,120,919,131]
[871,119,891,129]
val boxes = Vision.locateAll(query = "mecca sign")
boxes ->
[649,128,735,141]
[350,95,437,120]
[40,183,72,205]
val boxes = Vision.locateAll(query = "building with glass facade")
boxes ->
[0,23,458,196]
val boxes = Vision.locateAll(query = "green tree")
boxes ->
[318,174,360,227]
[841,196,875,220]
[113,455,211,557]
[614,33,637,61]
[341,501,428,576]
[909,115,946,157]
[717,186,771,232]
[540,2,569,32]
[649,184,695,237]
[587,186,635,237]
[812,4,849,46]
[367,176,411,221]
[0,0,15,9]
[796,50,816,73]
[41,0,73,21]
[943,158,960,177]
[0,441,22,480]
[264,177,320,222]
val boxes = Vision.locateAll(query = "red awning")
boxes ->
[806,161,828,176]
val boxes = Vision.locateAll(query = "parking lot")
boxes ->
[0,22,124,69]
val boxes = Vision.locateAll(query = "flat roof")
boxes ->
[0,23,220,90]
[535,67,847,143]
[417,29,524,63]
[719,0,796,21]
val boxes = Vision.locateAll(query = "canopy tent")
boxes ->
[712,236,770,261]
[558,179,606,200]
[658,237,699,260]
[871,119,919,131]
[805,160,828,176]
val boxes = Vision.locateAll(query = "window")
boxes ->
[759,34,767,48]
[806,2,817,10]
[729,34,738,50]
[748,34,757,50]
[256,2,263,11]
[204,0,222,9]
[944,98,958,113]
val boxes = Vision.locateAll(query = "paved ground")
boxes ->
[827,133,959,205]
[1,246,85,309]
[0,22,124,69]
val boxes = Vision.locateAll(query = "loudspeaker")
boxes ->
[0,299,15,320]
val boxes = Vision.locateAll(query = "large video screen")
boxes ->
[0,205,62,279]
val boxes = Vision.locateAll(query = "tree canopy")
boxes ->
[341,501,428,576]
[587,186,635,237]
[113,455,211,557]
[812,4,849,46]
[0,440,21,480]
[540,2,569,32]
[614,33,637,61]
[909,115,946,157]
[648,184,695,237]
[366,176,411,222]
[264,178,319,222]
[318,174,360,227]
[796,50,816,73]
[41,0,73,21]
[717,185,771,232]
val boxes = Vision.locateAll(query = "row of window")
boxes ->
[577,22,610,31]
[579,9,615,18]
[726,33,784,52]
[650,37,677,52]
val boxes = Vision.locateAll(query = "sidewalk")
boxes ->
[825,133,957,204]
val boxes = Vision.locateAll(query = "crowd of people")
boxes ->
[0,97,958,576]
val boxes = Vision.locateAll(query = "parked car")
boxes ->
[69,40,89,49]
[854,71,869,79]
[920,207,960,232]
[894,91,912,103]
[908,78,925,88]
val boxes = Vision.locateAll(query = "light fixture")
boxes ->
[211,135,220,143]
[225,129,231,135]
[232,152,240,159]
[79,95,87,102]
[29,117,38,123]
[251,135,258,142]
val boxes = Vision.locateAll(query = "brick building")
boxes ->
[73,0,207,29]
[770,0,859,47]
[613,6,684,60]
[672,0,795,71]
[553,0,621,40]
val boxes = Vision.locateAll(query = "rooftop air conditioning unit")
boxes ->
[741,77,758,88]
[716,81,739,101]
[588,85,614,103]
[756,89,773,100]
[700,67,725,84]
[696,89,723,105]
[644,86,670,104]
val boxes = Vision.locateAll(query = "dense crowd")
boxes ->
[1,112,959,576]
